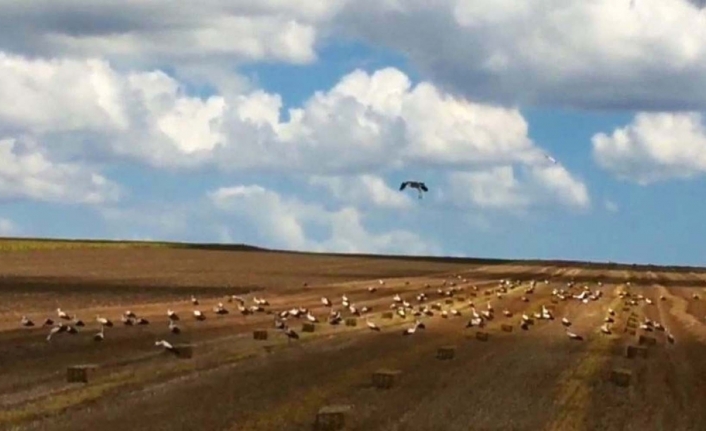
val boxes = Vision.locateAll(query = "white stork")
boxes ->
[399,181,429,199]
[94,326,105,341]
[566,330,583,341]
[155,340,176,352]
[95,315,113,327]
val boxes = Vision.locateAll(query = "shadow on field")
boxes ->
[0,276,262,296]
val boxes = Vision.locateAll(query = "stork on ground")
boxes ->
[283,327,299,343]
[57,308,71,320]
[96,315,113,327]
[169,320,181,334]
[46,324,66,341]
[94,325,105,341]
[155,339,177,353]
[566,330,583,341]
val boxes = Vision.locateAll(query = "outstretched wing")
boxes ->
[399,182,408,191]
[419,183,428,192]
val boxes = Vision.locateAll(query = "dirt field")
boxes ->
[1,246,706,431]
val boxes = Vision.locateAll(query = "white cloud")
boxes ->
[0,1,341,67]
[208,184,439,254]
[0,218,17,235]
[99,205,190,236]
[333,0,706,110]
[0,137,121,204]
[447,167,530,210]
[530,164,591,209]
[592,112,706,184]
[2,1,706,112]
[0,53,589,212]
[605,200,619,212]
[446,164,590,211]
[309,174,413,209]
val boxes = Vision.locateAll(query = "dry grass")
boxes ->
[0,237,179,252]
[1,248,706,431]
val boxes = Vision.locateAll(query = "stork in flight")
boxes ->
[399,181,428,199]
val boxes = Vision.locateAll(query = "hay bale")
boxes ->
[476,331,490,341]
[315,405,352,431]
[638,335,656,346]
[610,368,632,387]
[382,311,393,319]
[173,344,194,358]
[66,364,98,383]
[455,296,466,302]
[372,369,402,389]
[501,324,513,332]
[437,345,456,360]
[622,306,630,312]
[469,292,477,297]
[626,345,648,359]
[345,318,357,327]
[253,329,268,340]
[302,322,316,333]
[445,298,454,305]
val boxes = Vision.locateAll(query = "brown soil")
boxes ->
[1,248,705,431]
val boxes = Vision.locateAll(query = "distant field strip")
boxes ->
[0,238,179,251]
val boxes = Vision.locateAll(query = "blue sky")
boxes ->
[1,0,706,265]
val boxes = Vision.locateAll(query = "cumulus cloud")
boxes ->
[0,1,341,66]
[309,174,413,209]
[0,218,17,236]
[0,137,121,204]
[333,0,706,110]
[0,55,586,211]
[592,112,706,184]
[208,184,439,254]
[2,1,706,111]
[445,164,590,211]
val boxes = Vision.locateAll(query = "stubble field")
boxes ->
[1,242,706,431]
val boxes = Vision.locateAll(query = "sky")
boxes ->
[1,0,706,266]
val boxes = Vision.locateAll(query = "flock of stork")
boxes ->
[18,274,677,354]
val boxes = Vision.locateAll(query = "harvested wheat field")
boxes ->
[2,239,706,431]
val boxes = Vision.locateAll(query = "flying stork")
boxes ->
[399,181,428,199]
